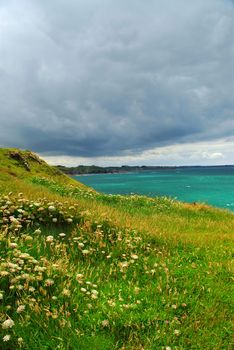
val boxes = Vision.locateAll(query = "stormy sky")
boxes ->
[0,0,234,165]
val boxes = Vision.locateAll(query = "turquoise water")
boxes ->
[74,166,234,211]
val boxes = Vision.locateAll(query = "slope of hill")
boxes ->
[0,148,233,350]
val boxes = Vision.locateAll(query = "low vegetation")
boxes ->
[0,149,233,349]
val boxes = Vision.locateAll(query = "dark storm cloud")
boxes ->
[0,0,234,156]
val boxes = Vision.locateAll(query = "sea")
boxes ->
[74,166,234,211]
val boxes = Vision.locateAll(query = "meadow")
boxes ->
[0,149,233,349]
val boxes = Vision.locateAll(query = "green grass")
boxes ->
[0,148,233,349]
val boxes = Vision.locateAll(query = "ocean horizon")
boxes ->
[74,165,234,211]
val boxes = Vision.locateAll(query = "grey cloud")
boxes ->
[0,0,234,157]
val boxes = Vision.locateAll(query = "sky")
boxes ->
[0,0,234,166]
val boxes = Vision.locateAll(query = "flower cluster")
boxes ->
[0,193,77,234]
[0,192,190,348]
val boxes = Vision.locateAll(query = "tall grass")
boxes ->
[0,149,233,349]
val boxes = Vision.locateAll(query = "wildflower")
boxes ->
[78,242,84,248]
[59,233,66,237]
[8,262,18,269]
[16,305,25,313]
[172,304,177,309]
[17,285,24,290]
[19,253,30,259]
[101,320,109,327]
[118,261,128,269]
[46,235,54,243]
[107,300,116,307]
[25,235,33,241]
[2,318,15,329]
[80,288,87,293]
[82,249,89,255]
[91,289,99,299]
[62,288,71,297]
[52,218,58,223]
[9,242,18,248]
[0,271,9,277]
[34,229,41,234]
[174,329,180,336]
[3,335,11,342]
[134,287,140,294]
[67,218,73,223]
[181,303,187,307]
[165,347,171,350]
[91,289,98,295]
[45,279,54,286]
[48,205,56,212]
[34,266,46,272]
[131,254,139,260]
[0,292,3,300]
[76,274,84,284]
[18,337,23,344]
[9,216,18,223]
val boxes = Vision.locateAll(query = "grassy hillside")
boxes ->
[0,148,233,350]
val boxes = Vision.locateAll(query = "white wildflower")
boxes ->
[48,205,56,212]
[34,229,41,234]
[131,254,139,260]
[82,249,89,255]
[91,289,98,295]
[2,319,14,329]
[25,236,33,241]
[16,305,25,313]
[18,337,23,344]
[59,233,66,237]
[34,266,46,272]
[3,335,11,342]
[9,242,18,248]
[17,285,24,290]
[45,279,54,286]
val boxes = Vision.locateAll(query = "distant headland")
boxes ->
[56,164,234,175]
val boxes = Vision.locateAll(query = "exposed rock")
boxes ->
[8,151,31,171]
